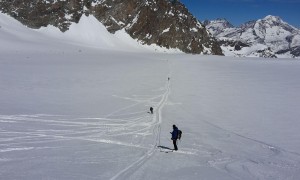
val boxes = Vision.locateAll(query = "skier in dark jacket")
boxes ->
[171,124,179,151]
[150,107,153,114]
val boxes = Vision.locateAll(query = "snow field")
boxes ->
[1,12,300,180]
[0,52,172,179]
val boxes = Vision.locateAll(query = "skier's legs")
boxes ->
[173,140,178,151]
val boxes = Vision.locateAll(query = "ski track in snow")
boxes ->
[1,60,300,179]
[176,110,300,179]
[110,66,171,180]
[0,111,153,150]
[0,61,172,180]
[1,58,300,180]
[201,118,300,157]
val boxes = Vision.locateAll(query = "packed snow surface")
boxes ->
[1,13,300,179]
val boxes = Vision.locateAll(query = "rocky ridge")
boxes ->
[204,15,300,58]
[0,0,223,55]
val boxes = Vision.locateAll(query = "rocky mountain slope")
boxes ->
[204,16,300,58]
[0,0,222,55]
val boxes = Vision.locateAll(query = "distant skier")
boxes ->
[150,107,153,114]
[168,77,170,81]
[170,124,179,151]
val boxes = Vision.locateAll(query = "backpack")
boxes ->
[178,130,182,140]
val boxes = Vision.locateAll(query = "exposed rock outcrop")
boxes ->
[0,0,223,55]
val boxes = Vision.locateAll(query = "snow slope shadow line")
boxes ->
[201,119,300,157]
[110,76,171,180]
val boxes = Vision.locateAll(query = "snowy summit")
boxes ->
[205,15,300,58]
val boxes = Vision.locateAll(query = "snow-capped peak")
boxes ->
[203,18,234,36]
[264,15,277,19]
[204,18,233,28]
[263,15,283,22]
[205,15,300,58]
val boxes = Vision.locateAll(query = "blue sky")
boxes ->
[180,0,300,28]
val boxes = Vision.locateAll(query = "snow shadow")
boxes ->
[157,145,173,150]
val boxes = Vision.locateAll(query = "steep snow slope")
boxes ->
[0,13,177,53]
[0,0,222,55]
[1,12,300,180]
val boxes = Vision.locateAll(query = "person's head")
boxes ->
[173,124,177,129]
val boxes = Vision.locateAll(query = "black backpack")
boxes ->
[178,130,182,140]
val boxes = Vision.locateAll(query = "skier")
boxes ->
[170,124,179,151]
[150,107,153,114]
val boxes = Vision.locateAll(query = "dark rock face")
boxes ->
[256,48,277,58]
[0,0,89,32]
[277,46,300,57]
[218,40,250,49]
[291,46,300,57]
[0,0,223,55]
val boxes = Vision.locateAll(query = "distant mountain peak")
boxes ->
[205,15,300,58]
[263,15,282,22]
[203,18,234,36]
[204,18,233,27]
[239,20,256,29]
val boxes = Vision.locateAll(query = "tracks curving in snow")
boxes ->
[110,72,171,180]
[0,78,171,179]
